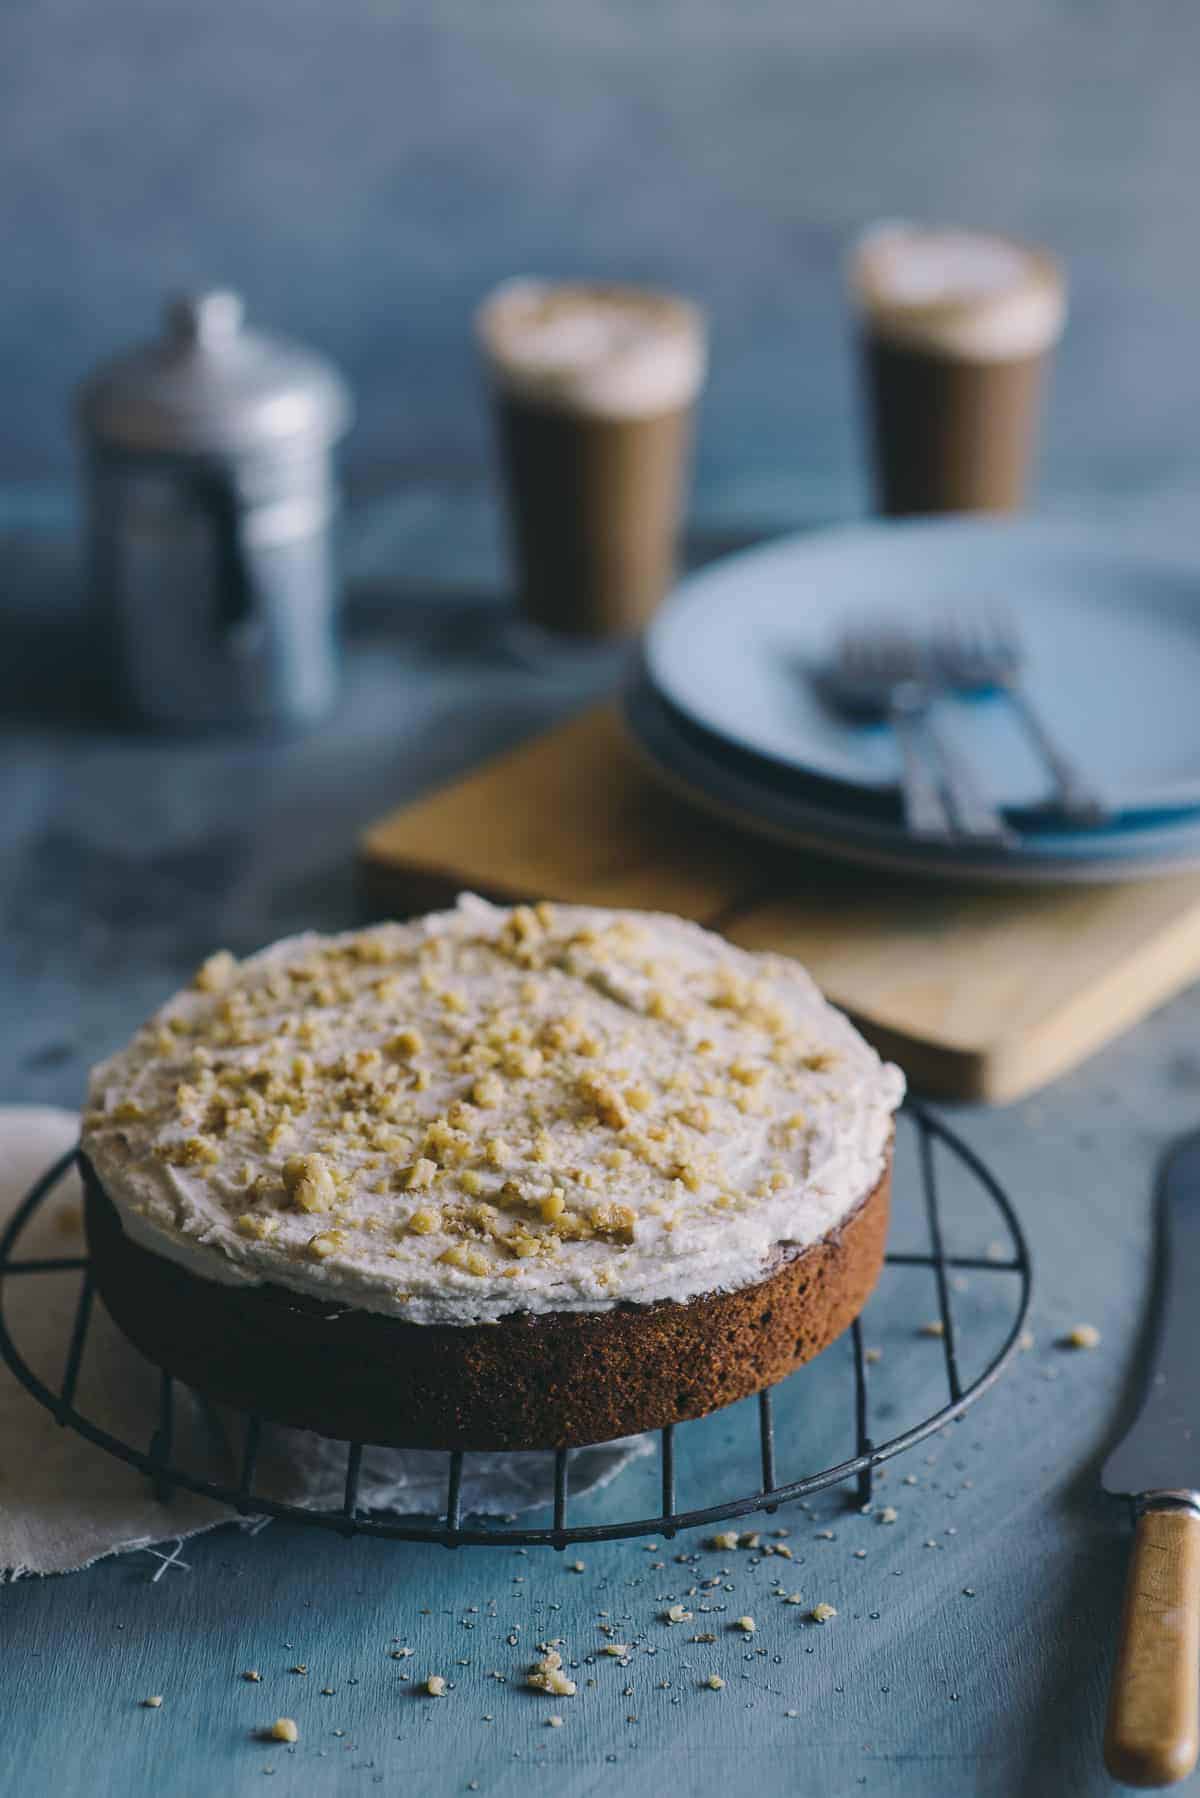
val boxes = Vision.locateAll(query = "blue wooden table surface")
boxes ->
[3,479,1200,1798]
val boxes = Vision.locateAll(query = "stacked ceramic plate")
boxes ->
[626,517,1200,884]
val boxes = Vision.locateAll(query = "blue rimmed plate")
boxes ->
[645,518,1200,820]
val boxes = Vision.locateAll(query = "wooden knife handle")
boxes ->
[1104,1504,1200,1787]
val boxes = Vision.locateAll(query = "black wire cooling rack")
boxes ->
[0,1102,1029,1549]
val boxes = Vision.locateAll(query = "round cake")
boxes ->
[81,897,904,1449]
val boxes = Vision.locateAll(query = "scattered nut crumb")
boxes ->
[1018,1330,1035,1352]
[141,1696,163,1709]
[735,1616,756,1634]
[242,1670,261,1683]
[920,1320,945,1338]
[569,1560,585,1573]
[269,1718,298,1742]
[547,1715,564,1728]
[708,1531,739,1551]
[810,1603,837,1624]
[705,1674,725,1691]
[424,1675,447,1698]
[878,1506,898,1525]
[864,1347,882,1364]
[1062,1323,1100,1350]
[665,1604,692,1624]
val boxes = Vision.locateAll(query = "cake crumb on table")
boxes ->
[269,1718,298,1742]
[877,1506,898,1525]
[425,1676,447,1697]
[242,1670,261,1682]
[919,1320,945,1338]
[1061,1323,1100,1349]
[665,1603,692,1624]
[708,1531,739,1551]
[810,1603,838,1624]
[735,1616,756,1633]
[141,1696,163,1709]
[705,1674,726,1690]
[528,1652,576,1696]
[547,1715,564,1728]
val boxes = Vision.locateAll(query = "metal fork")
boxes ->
[931,606,1112,827]
[823,625,1016,845]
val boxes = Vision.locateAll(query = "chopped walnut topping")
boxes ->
[590,1203,636,1245]
[235,1213,276,1240]
[86,900,900,1326]
[540,1189,566,1223]
[402,1157,438,1191]
[438,1244,490,1276]
[576,1072,629,1129]
[282,1152,337,1212]
[159,1135,220,1167]
[193,950,237,993]
[307,1230,345,1260]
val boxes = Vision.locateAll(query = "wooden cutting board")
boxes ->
[359,704,1200,1103]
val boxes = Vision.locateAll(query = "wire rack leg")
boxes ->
[444,1450,464,1543]
[758,1390,777,1512]
[552,1450,570,1547]
[149,1370,175,1503]
[659,1425,676,1529]
[851,1318,874,1505]
[917,1114,964,1403]
[56,1272,94,1424]
[237,1416,262,1515]
[341,1442,363,1536]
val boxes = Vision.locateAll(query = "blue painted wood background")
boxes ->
[4,0,1200,517]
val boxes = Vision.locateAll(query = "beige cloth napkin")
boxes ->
[0,1107,648,1576]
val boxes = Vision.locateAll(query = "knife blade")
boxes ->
[1102,1129,1200,1789]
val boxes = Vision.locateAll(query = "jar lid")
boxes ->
[76,290,353,457]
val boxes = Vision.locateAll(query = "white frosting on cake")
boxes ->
[850,222,1067,361]
[81,897,903,1325]
[476,280,706,417]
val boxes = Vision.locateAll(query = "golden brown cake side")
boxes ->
[82,1146,891,1452]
